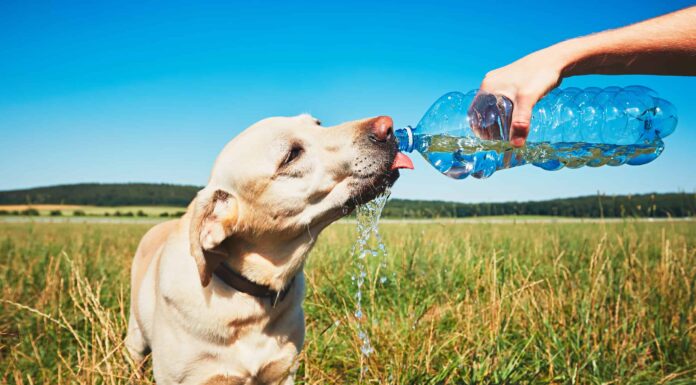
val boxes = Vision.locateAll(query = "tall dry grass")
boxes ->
[1,220,695,384]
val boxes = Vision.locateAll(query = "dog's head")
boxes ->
[189,114,412,287]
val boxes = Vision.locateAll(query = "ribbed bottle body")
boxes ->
[395,86,677,179]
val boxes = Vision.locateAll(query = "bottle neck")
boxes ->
[394,126,415,153]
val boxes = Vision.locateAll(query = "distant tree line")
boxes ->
[383,193,695,218]
[0,183,200,206]
[0,184,693,218]
[0,209,40,216]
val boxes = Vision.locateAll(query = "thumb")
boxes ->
[510,94,535,147]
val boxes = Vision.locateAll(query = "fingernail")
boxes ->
[511,137,525,147]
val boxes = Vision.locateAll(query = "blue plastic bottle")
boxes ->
[395,86,677,179]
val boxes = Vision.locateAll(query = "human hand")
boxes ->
[473,6,696,147]
[477,48,566,147]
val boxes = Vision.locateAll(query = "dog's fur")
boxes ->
[126,114,399,384]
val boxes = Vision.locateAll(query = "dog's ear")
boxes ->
[189,188,238,287]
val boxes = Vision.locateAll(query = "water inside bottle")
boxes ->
[350,188,391,368]
[421,134,664,179]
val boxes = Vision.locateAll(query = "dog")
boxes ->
[125,114,413,384]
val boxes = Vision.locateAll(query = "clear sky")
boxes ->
[1,0,694,202]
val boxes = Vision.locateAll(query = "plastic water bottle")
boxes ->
[394,86,677,179]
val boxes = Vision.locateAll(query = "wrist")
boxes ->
[554,34,615,77]
[519,39,582,81]
[548,37,589,78]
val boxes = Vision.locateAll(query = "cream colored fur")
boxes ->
[126,114,398,384]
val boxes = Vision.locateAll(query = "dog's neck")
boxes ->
[220,229,318,291]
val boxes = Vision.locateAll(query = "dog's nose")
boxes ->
[368,116,393,143]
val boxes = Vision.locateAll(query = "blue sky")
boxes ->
[1,0,694,202]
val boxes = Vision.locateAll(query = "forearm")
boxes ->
[552,6,696,77]
[478,6,696,146]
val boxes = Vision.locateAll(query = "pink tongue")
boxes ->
[390,152,414,170]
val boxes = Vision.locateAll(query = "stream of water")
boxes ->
[350,188,391,367]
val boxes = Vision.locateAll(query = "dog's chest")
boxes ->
[155,249,304,384]
[215,332,297,382]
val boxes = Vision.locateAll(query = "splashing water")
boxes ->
[350,187,391,363]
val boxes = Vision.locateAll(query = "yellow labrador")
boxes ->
[126,114,413,384]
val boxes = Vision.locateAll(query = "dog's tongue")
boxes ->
[390,152,414,170]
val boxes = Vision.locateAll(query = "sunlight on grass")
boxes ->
[1,221,694,384]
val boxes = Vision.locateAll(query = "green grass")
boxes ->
[1,221,695,384]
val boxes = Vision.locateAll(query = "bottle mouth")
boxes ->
[394,126,414,152]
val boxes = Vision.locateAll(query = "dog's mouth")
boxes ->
[344,150,413,210]
[348,171,397,208]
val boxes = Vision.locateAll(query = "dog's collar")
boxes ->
[213,262,295,307]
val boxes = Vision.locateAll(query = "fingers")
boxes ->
[468,92,501,140]
[478,58,562,147]
[468,93,488,139]
[510,93,535,147]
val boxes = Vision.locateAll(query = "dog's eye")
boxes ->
[283,145,303,166]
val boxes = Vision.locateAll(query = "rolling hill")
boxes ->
[0,183,199,207]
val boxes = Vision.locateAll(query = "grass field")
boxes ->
[1,220,695,384]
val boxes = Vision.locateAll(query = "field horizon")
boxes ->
[0,204,187,218]
[1,182,694,219]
